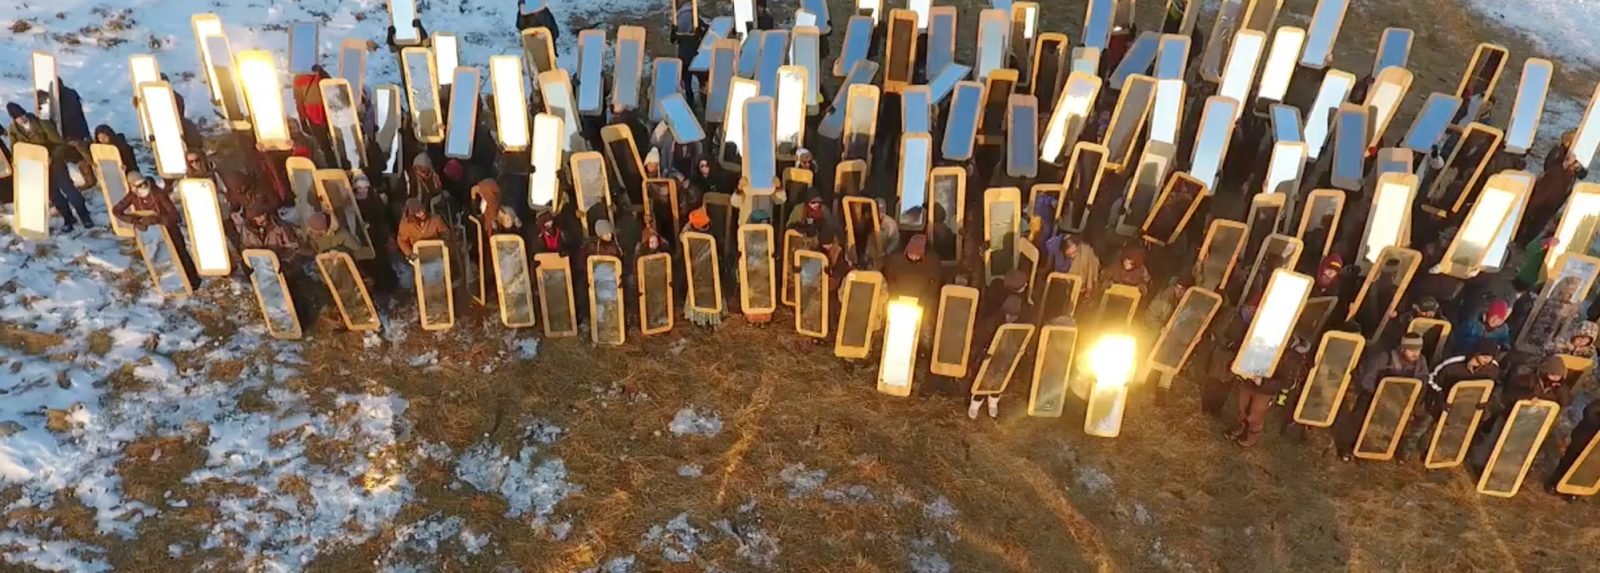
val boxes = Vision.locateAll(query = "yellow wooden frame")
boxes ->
[1031,33,1070,107]
[835,270,887,359]
[600,124,646,197]
[130,216,192,296]
[88,144,133,238]
[1423,379,1493,469]
[1059,142,1109,233]
[1422,123,1502,217]
[586,255,626,345]
[1293,330,1365,427]
[1517,253,1600,353]
[176,178,233,277]
[569,151,614,235]
[897,133,935,231]
[1353,376,1423,460]
[781,229,805,307]
[1009,2,1040,81]
[1238,234,1304,303]
[637,253,675,336]
[10,143,48,241]
[1544,183,1600,276]
[1147,287,1224,385]
[1407,318,1452,362]
[982,187,1023,286]
[1477,399,1560,497]
[834,159,868,198]
[242,249,302,340]
[316,251,380,331]
[841,83,881,166]
[1005,94,1040,179]
[313,169,375,260]
[643,177,682,236]
[488,235,537,329]
[929,166,967,257]
[1028,325,1079,418]
[1195,219,1248,292]
[795,250,831,339]
[1297,189,1345,260]
[941,80,984,161]
[400,47,444,144]
[137,81,189,179]
[741,96,778,195]
[976,68,1019,146]
[682,231,723,315]
[534,253,578,338]
[413,239,458,331]
[877,296,925,397]
[387,0,422,46]
[1100,284,1142,327]
[738,224,778,315]
[1436,173,1524,279]
[520,28,558,78]
[1101,74,1157,172]
[443,67,480,160]
[1242,192,1286,264]
[841,196,880,255]
[974,9,1008,80]
[1453,43,1510,106]
[1347,247,1422,333]
[319,78,367,172]
[883,9,919,94]
[1557,429,1600,496]
[464,216,489,306]
[1038,272,1083,324]
[971,324,1037,396]
[610,25,647,111]
[930,285,981,377]
[1140,172,1207,246]
[1232,269,1313,378]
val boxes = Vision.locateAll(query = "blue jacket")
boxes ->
[1452,316,1511,356]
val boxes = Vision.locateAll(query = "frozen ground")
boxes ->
[1468,0,1600,70]
[0,0,662,149]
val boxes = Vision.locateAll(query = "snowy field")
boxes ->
[5,0,1600,571]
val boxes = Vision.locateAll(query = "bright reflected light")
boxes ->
[433,34,458,85]
[139,82,189,177]
[1506,58,1552,153]
[179,178,232,276]
[1041,72,1102,163]
[1084,333,1137,438]
[1305,70,1356,160]
[1573,83,1600,169]
[878,297,924,395]
[237,50,291,150]
[1548,183,1600,272]
[1217,30,1266,119]
[491,56,530,150]
[530,113,562,208]
[1362,174,1418,264]
[1256,27,1305,102]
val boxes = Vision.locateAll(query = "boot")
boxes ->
[967,397,983,419]
[986,396,1000,419]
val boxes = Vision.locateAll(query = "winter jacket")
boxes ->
[884,251,944,309]
[516,4,560,39]
[58,83,90,141]
[1353,350,1430,394]
[306,227,364,255]
[113,188,184,229]
[472,179,504,233]
[1504,369,1574,409]
[1452,316,1512,356]
[239,218,303,259]
[396,214,449,258]
[8,115,66,155]
[293,71,330,128]
[1429,355,1502,395]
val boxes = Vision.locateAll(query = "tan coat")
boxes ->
[397,214,449,258]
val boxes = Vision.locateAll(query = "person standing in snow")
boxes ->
[114,171,198,286]
[9,102,95,232]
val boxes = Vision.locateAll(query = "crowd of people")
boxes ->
[3,0,1600,498]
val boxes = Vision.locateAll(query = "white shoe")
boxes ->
[967,398,983,419]
[986,396,1000,418]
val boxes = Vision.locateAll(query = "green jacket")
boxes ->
[306,228,363,255]
[8,115,65,154]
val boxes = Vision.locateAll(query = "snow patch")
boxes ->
[668,407,723,437]
[777,463,828,498]
[452,441,579,522]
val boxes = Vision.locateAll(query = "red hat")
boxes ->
[443,159,466,181]
[1485,300,1510,322]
